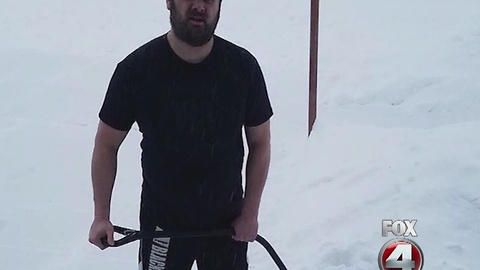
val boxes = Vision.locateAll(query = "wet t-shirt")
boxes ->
[99,34,273,229]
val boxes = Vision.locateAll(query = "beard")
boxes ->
[169,1,220,47]
[170,1,220,47]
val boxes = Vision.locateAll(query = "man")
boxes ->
[88,0,273,269]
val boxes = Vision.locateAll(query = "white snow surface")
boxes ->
[1,0,479,269]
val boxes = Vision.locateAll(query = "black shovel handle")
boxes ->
[103,225,288,270]
[107,225,235,246]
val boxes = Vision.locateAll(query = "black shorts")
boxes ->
[138,199,248,270]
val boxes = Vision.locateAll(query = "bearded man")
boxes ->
[88,1,273,269]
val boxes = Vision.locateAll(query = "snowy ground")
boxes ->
[1,0,479,269]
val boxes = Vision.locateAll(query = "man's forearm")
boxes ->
[91,146,118,220]
[242,144,271,217]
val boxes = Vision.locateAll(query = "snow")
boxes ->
[1,0,479,269]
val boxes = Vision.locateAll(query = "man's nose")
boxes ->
[191,0,206,12]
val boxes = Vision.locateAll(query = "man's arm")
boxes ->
[232,120,271,242]
[89,120,128,249]
[243,120,271,217]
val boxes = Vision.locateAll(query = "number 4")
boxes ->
[386,244,415,270]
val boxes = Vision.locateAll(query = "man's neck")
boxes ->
[167,31,214,64]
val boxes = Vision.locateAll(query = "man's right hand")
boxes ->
[88,219,115,250]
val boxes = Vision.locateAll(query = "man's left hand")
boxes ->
[231,212,258,242]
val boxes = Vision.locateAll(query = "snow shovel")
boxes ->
[103,225,288,270]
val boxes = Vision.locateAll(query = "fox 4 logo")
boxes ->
[378,220,424,270]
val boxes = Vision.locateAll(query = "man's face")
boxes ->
[167,0,221,47]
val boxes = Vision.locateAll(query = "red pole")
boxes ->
[309,0,319,136]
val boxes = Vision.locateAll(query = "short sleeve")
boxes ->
[244,56,273,127]
[98,62,136,131]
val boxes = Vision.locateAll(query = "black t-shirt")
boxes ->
[99,34,273,229]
